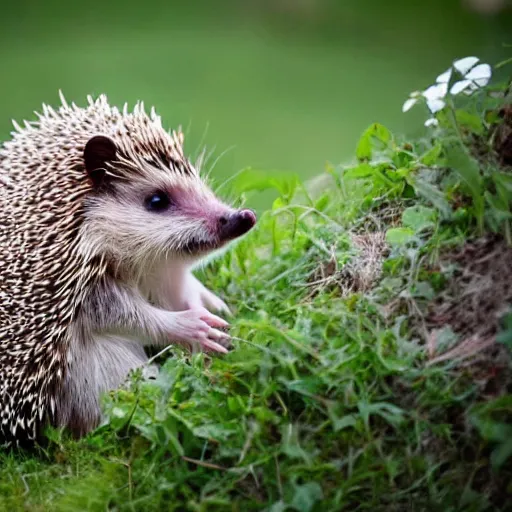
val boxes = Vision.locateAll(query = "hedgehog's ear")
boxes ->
[84,135,117,188]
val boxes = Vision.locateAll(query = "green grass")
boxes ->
[1,59,512,511]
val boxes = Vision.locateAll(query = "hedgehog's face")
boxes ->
[81,135,256,266]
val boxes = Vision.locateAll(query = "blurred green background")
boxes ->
[0,0,510,204]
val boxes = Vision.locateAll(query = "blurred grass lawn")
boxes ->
[0,0,510,207]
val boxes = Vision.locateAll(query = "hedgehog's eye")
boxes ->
[145,191,171,212]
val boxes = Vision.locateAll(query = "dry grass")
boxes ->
[306,231,388,298]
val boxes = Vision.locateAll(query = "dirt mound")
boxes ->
[493,105,512,167]
[427,236,512,369]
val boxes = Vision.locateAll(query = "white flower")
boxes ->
[406,70,452,116]
[450,63,492,94]
[453,56,479,75]
[422,83,448,113]
[402,91,422,112]
[466,63,491,83]
[424,118,439,127]
[402,97,417,113]
[435,68,453,84]
[401,55,493,121]
[422,71,451,126]
[450,80,474,95]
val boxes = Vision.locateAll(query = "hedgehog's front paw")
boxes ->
[185,275,231,316]
[199,287,231,316]
[173,308,231,354]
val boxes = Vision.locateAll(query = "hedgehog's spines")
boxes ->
[46,104,57,118]
[58,90,68,109]
[11,119,22,133]
[0,91,195,444]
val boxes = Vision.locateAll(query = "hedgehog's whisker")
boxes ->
[203,145,236,182]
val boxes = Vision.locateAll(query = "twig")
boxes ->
[181,456,227,471]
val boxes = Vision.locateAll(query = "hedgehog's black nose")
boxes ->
[218,209,257,240]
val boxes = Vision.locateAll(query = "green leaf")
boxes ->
[327,402,358,432]
[281,376,323,396]
[165,430,185,456]
[385,227,415,246]
[491,439,512,468]
[357,401,406,430]
[485,191,512,219]
[280,424,311,463]
[455,109,484,135]
[471,417,512,442]
[493,172,512,205]
[444,142,482,199]
[412,281,435,300]
[356,132,372,161]
[331,414,357,432]
[343,163,374,179]
[419,143,443,166]
[401,205,436,233]
[314,193,330,212]
[471,394,512,417]
[356,123,392,161]
[407,176,452,219]
[291,483,324,512]
[268,501,288,512]
[192,423,235,442]
[228,168,299,199]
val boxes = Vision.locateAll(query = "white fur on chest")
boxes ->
[140,259,191,311]
[57,261,229,437]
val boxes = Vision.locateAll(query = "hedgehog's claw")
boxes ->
[202,291,232,316]
[208,328,232,350]
[172,308,230,355]
[199,338,229,354]
[198,308,229,329]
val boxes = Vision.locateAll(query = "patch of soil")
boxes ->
[426,236,512,390]
[428,236,512,340]
[493,104,512,167]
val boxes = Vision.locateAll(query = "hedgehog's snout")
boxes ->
[217,209,256,241]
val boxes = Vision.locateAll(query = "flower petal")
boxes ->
[463,83,479,95]
[465,63,491,86]
[425,118,439,127]
[450,79,472,95]
[426,97,445,114]
[423,83,448,102]
[453,56,479,75]
[402,97,418,112]
[436,68,452,84]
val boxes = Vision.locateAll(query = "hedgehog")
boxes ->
[0,93,257,446]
